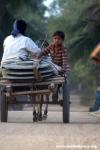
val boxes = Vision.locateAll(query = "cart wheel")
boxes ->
[63,79,70,123]
[0,86,8,122]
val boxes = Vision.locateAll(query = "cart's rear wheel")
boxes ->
[63,79,70,123]
[0,86,8,122]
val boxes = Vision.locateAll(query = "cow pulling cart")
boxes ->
[0,60,70,123]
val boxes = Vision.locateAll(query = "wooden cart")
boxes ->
[0,76,70,123]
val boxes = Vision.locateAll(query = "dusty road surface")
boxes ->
[0,95,100,150]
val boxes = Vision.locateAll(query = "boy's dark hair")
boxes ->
[53,31,65,40]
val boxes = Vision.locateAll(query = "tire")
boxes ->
[0,86,8,122]
[63,79,70,123]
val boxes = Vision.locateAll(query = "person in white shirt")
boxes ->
[1,19,41,66]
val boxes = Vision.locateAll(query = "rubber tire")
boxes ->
[0,86,8,122]
[63,79,70,123]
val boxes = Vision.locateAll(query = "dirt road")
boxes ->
[0,95,100,150]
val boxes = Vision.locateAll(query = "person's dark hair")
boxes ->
[17,20,27,34]
[52,31,65,40]
[11,19,27,37]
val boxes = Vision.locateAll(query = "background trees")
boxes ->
[46,0,100,105]
[0,0,100,105]
[0,0,47,59]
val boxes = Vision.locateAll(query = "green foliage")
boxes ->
[0,0,46,38]
[0,0,99,104]
[46,0,100,59]
[72,58,97,105]
[74,59,90,79]
[46,0,100,105]
[0,0,47,59]
[46,0,100,75]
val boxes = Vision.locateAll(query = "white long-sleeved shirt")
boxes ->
[1,34,41,65]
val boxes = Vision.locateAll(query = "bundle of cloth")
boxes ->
[1,57,61,81]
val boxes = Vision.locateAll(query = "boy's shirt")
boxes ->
[42,44,70,74]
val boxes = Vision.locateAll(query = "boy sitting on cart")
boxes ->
[38,31,70,103]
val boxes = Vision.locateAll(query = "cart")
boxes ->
[0,76,70,123]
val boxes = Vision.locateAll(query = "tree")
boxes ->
[0,0,47,59]
[46,0,100,105]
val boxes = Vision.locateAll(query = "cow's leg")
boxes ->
[33,105,38,122]
[37,95,43,121]
[33,96,38,122]
[43,95,49,120]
